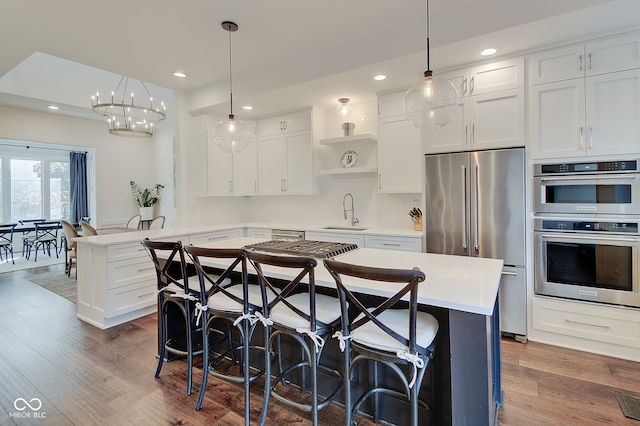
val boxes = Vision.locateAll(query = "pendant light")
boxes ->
[404,0,458,130]
[213,21,250,154]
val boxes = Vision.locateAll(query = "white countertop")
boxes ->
[195,237,503,316]
[72,222,422,247]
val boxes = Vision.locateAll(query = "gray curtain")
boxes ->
[70,151,88,223]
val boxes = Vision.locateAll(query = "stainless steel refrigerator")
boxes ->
[425,147,527,340]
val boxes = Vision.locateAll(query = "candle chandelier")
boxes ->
[91,76,166,138]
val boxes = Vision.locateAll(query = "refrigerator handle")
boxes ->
[461,165,468,249]
[474,163,480,252]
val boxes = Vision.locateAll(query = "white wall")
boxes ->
[0,105,174,228]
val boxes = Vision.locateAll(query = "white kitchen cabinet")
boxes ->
[257,109,315,196]
[194,116,257,197]
[364,235,421,252]
[530,68,640,159]
[428,58,525,153]
[532,296,640,350]
[189,228,243,245]
[528,32,640,85]
[377,91,422,193]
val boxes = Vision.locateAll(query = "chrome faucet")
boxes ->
[343,193,359,227]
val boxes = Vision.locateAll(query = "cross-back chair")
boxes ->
[323,258,439,426]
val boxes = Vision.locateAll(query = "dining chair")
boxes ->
[185,245,270,422]
[80,221,98,236]
[60,220,78,277]
[24,221,60,261]
[245,250,343,426]
[126,214,142,230]
[149,216,165,230]
[323,258,439,426]
[141,238,202,395]
[19,218,45,255]
[0,223,18,264]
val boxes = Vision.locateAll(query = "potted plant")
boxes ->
[130,181,164,220]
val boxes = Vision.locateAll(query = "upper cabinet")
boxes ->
[377,91,422,193]
[193,116,258,197]
[528,32,640,159]
[257,109,318,196]
[427,57,525,153]
[528,32,640,85]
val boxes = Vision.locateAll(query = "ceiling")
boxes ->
[0,0,638,122]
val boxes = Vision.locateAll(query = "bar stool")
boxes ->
[141,239,201,395]
[246,250,343,426]
[185,245,271,424]
[324,258,439,426]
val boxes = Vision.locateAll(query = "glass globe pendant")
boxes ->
[404,0,458,130]
[404,70,458,129]
[214,20,250,154]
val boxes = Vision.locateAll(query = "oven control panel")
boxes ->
[535,160,638,175]
[536,219,639,234]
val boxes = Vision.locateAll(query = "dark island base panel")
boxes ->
[161,264,500,426]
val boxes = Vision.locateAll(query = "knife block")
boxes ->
[413,217,422,231]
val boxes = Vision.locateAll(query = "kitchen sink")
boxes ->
[322,226,369,231]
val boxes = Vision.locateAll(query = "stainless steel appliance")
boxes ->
[425,147,527,340]
[533,160,640,215]
[534,217,640,307]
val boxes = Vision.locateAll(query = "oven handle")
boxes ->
[538,174,639,182]
[539,232,640,243]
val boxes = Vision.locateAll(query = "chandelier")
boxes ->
[404,0,458,129]
[91,76,166,138]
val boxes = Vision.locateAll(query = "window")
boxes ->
[0,145,70,223]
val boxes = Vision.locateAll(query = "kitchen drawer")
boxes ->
[532,297,640,349]
[364,235,421,252]
[246,228,272,239]
[105,280,157,318]
[305,231,365,247]
[190,229,242,246]
[107,256,156,290]
[107,241,148,262]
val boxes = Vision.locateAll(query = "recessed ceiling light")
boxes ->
[481,48,497,56]
[242,105,253,110]
[47,105,59,110]
[374,74,387,81]
[173,71,187,78]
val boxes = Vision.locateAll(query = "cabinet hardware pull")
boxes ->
[138,291,155,298]
[579,127,584,149]
[208,236,227,241]
[501,270,518,276]
[470,76,475,94]
[138,266,154,272]
[465,125,468,144]
[587,53,592,70]
[383,243,401,246]
[588,126,593,149]
[565,319,609,329]
[462,78,468,95]
[578,54,583,71]
[472,124,475,143]
[378,174,382,190]
[229,180,232,193]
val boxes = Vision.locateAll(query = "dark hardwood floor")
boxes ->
[1,264,639,425]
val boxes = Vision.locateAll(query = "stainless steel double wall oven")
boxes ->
[534,160,640,308]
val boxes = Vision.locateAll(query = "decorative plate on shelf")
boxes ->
[340,150,358,168]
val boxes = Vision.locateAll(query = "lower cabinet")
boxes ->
[364,235,421,252]
[245,228,272,239]
[189,229,242,245]
[532,297,640,358]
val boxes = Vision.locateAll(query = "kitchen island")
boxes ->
[74,228,503,425]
